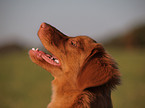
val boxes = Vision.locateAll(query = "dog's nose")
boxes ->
[40,22,49,28]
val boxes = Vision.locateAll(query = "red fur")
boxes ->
[29,23,120,108]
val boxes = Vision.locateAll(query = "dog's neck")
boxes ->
[47,77,81,108]
[47,77,115,108]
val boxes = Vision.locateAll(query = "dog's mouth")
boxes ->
[30,48,61,66]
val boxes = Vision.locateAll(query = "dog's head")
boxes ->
[29,23,120,90]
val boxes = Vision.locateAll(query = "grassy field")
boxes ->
[0,48,145,108]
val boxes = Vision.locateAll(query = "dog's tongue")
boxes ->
[42,54,59,65]
[31,48,60,66]
[42,54,60,66]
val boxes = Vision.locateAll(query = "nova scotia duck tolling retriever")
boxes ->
[29,22,120,108]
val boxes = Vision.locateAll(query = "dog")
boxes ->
[29,23,120,108]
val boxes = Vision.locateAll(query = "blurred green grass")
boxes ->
[0,48,145,108]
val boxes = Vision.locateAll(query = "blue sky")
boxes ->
[0,0,145,47]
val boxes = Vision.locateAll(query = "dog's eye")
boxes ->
[71,40,77,47]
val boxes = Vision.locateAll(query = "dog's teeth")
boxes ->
[55,60,59,64]
[51,57,54,60]
[32,48,35,51]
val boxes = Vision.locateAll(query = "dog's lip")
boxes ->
[30,48,61,66]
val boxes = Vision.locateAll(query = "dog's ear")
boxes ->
[77,43,119,90]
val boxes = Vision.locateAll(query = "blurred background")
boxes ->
[0,0,145,108]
